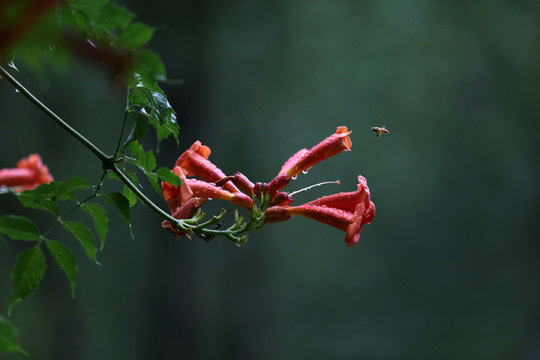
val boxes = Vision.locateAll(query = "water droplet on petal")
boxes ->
[302,168,310,175]
[292,175,298,180]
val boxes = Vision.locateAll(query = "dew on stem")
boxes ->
[8,61,18,72]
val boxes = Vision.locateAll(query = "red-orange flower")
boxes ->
[184,178,253,210]
[279,126,352,179]
[0,154,53,192]
[161,167,253,216]
[264,176,375,247]
[161,166,193,214]
[161,197,207,239]
[161,127,376,247]
[176,141,240,193]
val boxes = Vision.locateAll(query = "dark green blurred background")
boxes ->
[2,1,540,359]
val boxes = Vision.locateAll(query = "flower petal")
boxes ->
[161,166,193,214]
[304,190,364,213]
[279,148,308,176]
[264,205,292,223]
[289,204,353,231]
[344,200,375,247]
[267,173,291,195]
[232,172,255,195]
[185,178,253,210]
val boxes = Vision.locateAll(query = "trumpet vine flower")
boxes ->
[176,140,240,193]
[161,127,375,247]
[264,176,375,247]
[0,154,53,192]
[279,126,352,179]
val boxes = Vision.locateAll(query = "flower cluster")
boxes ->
[161,126,375,247]
[0,154,53,192]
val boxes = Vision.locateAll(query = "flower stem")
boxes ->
[110,163,181,225]
[0,66,108,162]
[0,66,184,227]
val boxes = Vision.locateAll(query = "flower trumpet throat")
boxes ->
[161,126,375,247]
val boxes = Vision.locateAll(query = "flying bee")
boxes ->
[371,126,389,138]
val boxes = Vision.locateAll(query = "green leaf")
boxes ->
[124,115,148,146]
[0,215,41,241]
[118,22,155,50]
[0,316,28,355]
[64,4,102,30]
[96,2,134,31]
[133,50,166,78]
[128,88,150,106]
[56,176,93,200]
[128,80,178,146]
[143,149,157,173]
[156,167,181,186]
[129,140,145,164]
[62,222,97,264]
[81,203,109,250]
[146,172,163,197]
[125,168,138,182]
[66,0,108,8]
[123,185,137,207]
[45,240,78,298]
[98,192,132,235]
[15,182,60,216]
[8,246,47,315]
[62,6,91,34]
[107,171,121,181]
[148,115,175,143]
[128,141,156,172]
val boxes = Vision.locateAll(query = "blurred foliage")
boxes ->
[1,0,540,359]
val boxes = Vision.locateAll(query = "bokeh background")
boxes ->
[1,1,540,359]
